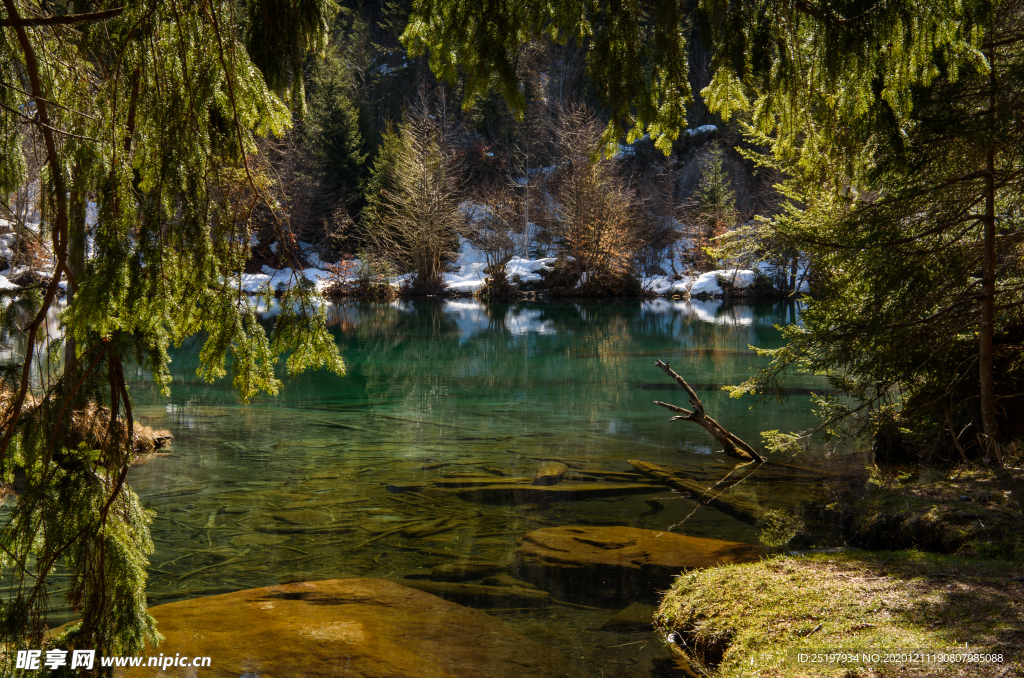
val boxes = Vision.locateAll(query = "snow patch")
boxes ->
[442,236,555,294]
[642,269,756,296]
[684,124,718,137]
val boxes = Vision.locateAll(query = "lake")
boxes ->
[117,298,861,676]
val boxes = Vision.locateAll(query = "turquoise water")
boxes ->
[119,298,858,676]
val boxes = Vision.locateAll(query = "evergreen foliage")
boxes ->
[0,0,342,656]
[362,108,462,294]
[400,0,692,153]
[244,0,338,118]
[690,146,737,270]
[304,42,369,201]
[724,0,1024,455]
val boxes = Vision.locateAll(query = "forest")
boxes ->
[1,0,1023,675]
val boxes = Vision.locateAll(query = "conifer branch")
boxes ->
[0,0,72,466]
[0,6,123,26]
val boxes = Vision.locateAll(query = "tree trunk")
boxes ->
[979,34,999,458]
[65,178,87,372]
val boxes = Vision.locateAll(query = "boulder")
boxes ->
[118,578,571,678]
[514,526,762,605]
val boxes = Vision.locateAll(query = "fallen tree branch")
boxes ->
[654,360,765,463]
[627,460,762,524]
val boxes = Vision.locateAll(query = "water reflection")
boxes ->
[0,297,67,387]
[318,297,803,347]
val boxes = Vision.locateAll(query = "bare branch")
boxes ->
[654,360,765,463]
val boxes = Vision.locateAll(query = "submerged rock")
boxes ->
[432,476,533,488]
[402,516,462,537]
[117,578,571,677]
[393,579,552,607]
[514,526,762,605]
[451,482,662,504]
[481,573,540,589]
[534,462,569,486]
[430,561,506,582]
[600,602,656,632]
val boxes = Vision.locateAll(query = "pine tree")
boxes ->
[691,146,737,270]
[1,0,341,655]
[304,42,368,201]
[402,0,1022,449]
[732,0,1024,457]
[362,106,462,294]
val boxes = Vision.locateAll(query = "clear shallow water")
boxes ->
[114,299,860,676]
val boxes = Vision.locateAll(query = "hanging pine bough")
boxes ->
[653,360,765,463]
[0,0,339,659]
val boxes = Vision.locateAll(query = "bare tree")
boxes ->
[546,106,638,290]
[464,181,527,299]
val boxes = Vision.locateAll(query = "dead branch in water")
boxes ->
[653,360,764,463]
[627,460,762,524]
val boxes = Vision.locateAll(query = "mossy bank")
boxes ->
[844,467,1024,561]
[655,550,1022,677]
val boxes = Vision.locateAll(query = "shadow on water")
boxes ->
[94,299,865,676]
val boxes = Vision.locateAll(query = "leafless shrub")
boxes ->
[544,105,639,289]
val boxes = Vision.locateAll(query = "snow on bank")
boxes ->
[238,264,336,294]
[241,236,557,296]
[643,261,810,297]
[444,237,556,294]
[643,269,758,296]
[244,244,793,300]
[237,241,341,294]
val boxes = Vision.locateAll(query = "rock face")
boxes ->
[118,578,572,678]
[514,526,762,605]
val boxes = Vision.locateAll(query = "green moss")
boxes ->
[847,468,1024,560]
[655,550,1023,677]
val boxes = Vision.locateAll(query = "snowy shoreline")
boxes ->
[232,236,804,300]
[1,208,806,301]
